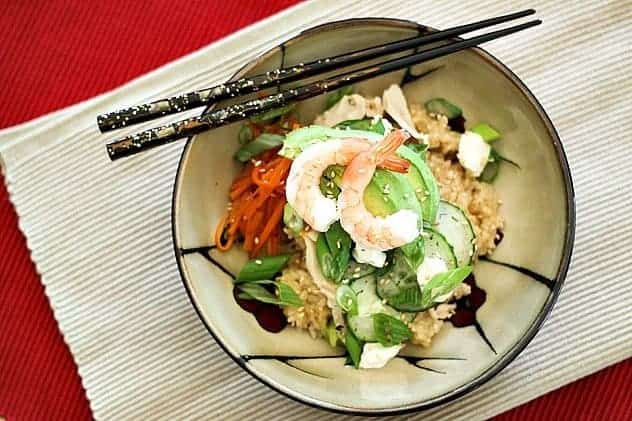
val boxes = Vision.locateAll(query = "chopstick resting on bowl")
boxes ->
[103,11,541,160]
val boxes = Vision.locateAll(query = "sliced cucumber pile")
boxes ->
[434,201,476,266]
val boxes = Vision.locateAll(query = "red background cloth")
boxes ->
[0,1,629,420]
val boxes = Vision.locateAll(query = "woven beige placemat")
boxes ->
[1,1,630,419]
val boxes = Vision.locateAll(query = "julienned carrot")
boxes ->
[214,145,292,258]
[253,197,285,255]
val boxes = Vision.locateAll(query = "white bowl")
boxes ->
[172,18,575,414]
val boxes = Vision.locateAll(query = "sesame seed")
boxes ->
[254,237,260,245]
[255,259,263,265]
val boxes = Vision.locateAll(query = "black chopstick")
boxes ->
[106,19,540,161]
[97,9,535,132]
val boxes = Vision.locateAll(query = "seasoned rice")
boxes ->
[277,255,331,338]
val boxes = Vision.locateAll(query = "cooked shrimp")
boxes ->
[286,137,409,232]
[339,130,420,250]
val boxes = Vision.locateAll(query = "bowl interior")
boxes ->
[173,19,572,414]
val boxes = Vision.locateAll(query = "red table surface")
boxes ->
[0,1,630,420]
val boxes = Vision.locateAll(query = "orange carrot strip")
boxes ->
[253,198,285,255]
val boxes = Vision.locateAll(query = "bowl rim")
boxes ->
[171,17,576,415]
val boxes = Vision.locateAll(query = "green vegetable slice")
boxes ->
[420,266,472,308]
[344,328,363,368]
[470,123,501,142]
[424,98,463,119]
[282,203,303,236]
[399,237,425,271]
[319,164,344,199]
[335,118,385,134]
[279,125,383,159]
[372,313,413,347]
[236,255,290,282]
[250,104,295,123]
[336,285,358,315]
[234,133,284,162]
[237,280,303,307]
[325,85,353,110]
[238,124,253,145]
[324,320,341,347]
[398,145,440,223]
[479,148,520,183]
[316,222,352,283]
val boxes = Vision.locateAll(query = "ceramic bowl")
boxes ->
[172,18,575,415]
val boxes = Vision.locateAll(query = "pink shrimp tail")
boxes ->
[374,130,411,173]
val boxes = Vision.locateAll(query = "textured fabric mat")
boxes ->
[0,1,630,419]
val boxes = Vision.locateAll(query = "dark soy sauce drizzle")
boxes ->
[448,115,466,133]
[451,274,497,354]
[179,246,289,333]
[233,287,287,333]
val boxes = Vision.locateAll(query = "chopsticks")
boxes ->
[104,12,541,160]
[98,9,535,133]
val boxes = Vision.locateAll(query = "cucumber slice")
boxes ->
[347,274,411,341]
[343,260,376,281]
[375,251,424,312]
[346,314,376,342]
[424,98,462,119]
[435,201,476,266]
[423,228,457,270]
[470,123,500,142]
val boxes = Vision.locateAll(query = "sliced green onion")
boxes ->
[335,285,358,315]
[479,160,500,183]
[250,104,295,123]
[372,313,413,347]
[344,328,363,368]
[424,98,462,119]
[234,133,284,162]
[238,124,253,145]
[325,85,353,110]
[283,203,304,236]
[319,164,344,199]
[236,255,290,282]
[490,148,520,168]
[324,320,341,347]
[471,123,501,142]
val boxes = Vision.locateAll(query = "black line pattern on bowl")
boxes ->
[479,256,555,289]
[242,354,465,377]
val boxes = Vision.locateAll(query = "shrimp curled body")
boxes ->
[286,138,372,232]
[339,130,419,251]
[286,137,410,232]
